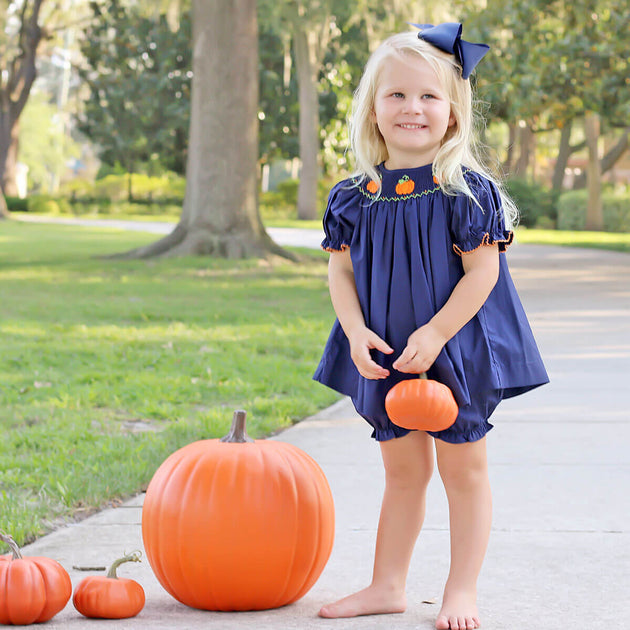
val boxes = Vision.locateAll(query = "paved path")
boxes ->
[16,236,630,629]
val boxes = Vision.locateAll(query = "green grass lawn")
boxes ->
[0,221,339,549]
[515,227,630,253]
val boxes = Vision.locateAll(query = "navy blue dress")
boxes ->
[313,163,549,443]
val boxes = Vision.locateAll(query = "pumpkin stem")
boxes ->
[220,410,254,443]
[0,530,22,560]
[106,550,142,579]
[419,372,428,380]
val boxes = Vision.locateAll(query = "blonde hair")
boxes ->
[349,31,518,228]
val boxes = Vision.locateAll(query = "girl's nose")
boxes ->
[403,97,423,114]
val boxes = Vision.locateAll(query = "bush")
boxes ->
[6,195,72,215]
[28,195,62,215]
[557,188,630,232]
[59,172,186,203]
[505,178,559,228]
[259,178,334,222]
[5,196,28,213]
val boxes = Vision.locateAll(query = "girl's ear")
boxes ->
[369,108,377,123]
[448,110,456,127]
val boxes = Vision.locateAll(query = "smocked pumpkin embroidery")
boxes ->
[366,179,379,194]
[395,175,415,195]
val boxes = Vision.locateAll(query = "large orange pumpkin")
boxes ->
[0,530,72,625]
[385,373,458,432]
[142,410,335,611]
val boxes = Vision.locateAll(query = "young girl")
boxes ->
[313,23,548,630]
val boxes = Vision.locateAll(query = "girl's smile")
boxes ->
[371,53,455,169]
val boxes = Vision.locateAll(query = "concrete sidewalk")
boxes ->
[19,244,630,629]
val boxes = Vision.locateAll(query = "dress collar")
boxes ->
[361,163,439,199]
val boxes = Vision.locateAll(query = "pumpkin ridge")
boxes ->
[32,557,72,622]
[285,452,324,604]
[266,445,303,608]
[7,562,46,625]
[166,449,197,606]
[189,446,224,609]
[147,446,198,605]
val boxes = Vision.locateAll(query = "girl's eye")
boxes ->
[392,92,404,98]
[422,93,436,99]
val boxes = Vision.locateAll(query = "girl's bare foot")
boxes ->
[435,588,480,630]
[318,584,407,618]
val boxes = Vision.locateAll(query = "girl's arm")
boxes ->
[328,249,393,379]
[392,244,500,374]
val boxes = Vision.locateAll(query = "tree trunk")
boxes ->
[502,123,517,176]
[584,112,604,231]
[0,119,21,196]
[0,0,45,195]
[115,0,290,259]
[293,24,320,221]
[572,128,629,189]
[513,124,534,178]
[552,121,573,191]
[0,191,9,219]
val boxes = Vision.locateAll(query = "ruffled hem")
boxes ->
[453,230,514,256]
[321,240,350,253]
[371,420,493,443]
[371,424,411,441]
[428,420,494,443]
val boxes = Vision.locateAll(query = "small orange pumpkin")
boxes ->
[142,410,335,611]
[73,551,145,619]
[385,373,458,432]
[395,175,415,195]
[0,530,72,625]
[366,179,379,194]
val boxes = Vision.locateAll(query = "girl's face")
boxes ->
[371,53,455,170]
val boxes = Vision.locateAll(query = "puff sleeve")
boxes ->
[450,173,514,256]
[320,179,361,252]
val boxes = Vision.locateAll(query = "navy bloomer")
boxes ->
[313,162,549,443]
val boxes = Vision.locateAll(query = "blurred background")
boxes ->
[1,0,628,231]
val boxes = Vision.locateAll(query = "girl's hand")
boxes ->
[348,327,394,379]
[392,323,447,374]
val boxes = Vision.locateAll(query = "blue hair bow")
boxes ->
[410,22,489,79]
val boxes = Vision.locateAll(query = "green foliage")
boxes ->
[60,172,185,202]
[18,93,82,194]
[258,28,299,162]
[460,0,630,130]
[76,4,192,175]
[0,222,338,547]
[556,188,630,232]
[259,178,333,221]
[505,178,559,228]
[4,197,29,213]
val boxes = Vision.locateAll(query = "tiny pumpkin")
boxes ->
[73,551,145,619]
[366,179,379,194]
[0,530,72,626]
[385,373,458,432]
[395,175,415,195]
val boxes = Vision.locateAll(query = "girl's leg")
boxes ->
[434,437,492,630]
[319,430,434,618]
